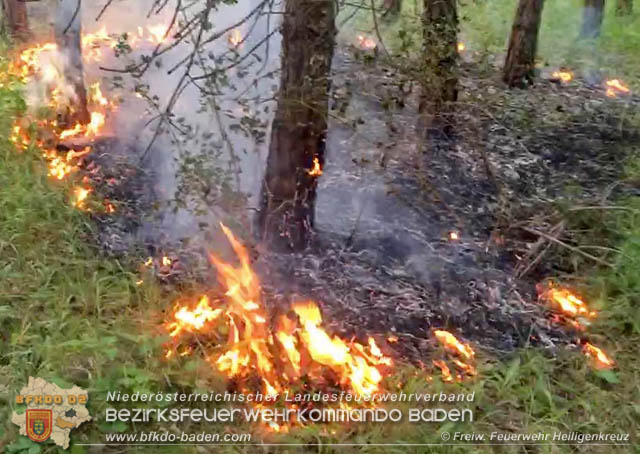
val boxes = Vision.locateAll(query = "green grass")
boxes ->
[462,0,640,85]
[349,0,640,88]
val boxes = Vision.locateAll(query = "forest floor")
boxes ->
[2,11,640,454]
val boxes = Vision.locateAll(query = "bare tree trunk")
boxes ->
[502,0,545,88]
[418,0,459,138]
[257,0,336,251]
[580,0,605,38]
[2,0,30,41]
[55,0,90,126]
[615,0,631,15]
[382,0,402,18]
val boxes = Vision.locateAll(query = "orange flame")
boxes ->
[457,42,465,52]
[72,187,91,209]
[552,71,573,83]
[356,35,376,50]
[433,359,454,382]
[542,286,595,319]
[605,79,630,97]
[583,343,614,369]
[164,224,392,398]
[434,330,475,360]
[308,157,323,177]
[228,29,243,47]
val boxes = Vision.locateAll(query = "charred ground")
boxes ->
[87,45,639,365]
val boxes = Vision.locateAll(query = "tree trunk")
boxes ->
[2,0,30,41]
[579,0,605,38]
[502,0,545,88]
[615,0,631,16]
[257,0,336,251]
[55,0,90,126]
[382,0,402,18]
[418,0,459,138]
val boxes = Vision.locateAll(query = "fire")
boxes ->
[59,123,84,140]
[167,296,223,337]
[583,343,614,369]
[433,330,476,381]
[308,157,323,177]
[45,146,91,180]
[605,79,630,97]
[148,24,169,44]
[457,42,465,52]
[449,231,459,241]
[552,70,573,83]
[86,112,106,137]
[228,29,243,48]
[434,330,475,360]
[162,256,172,267]
[432,360,454,382]
[356,35,377,50]
[541,285,595,320]
[164,224,393,398]
[90,82,109,107]
[72,187,91,209]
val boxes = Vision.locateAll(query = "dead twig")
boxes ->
[515,221,564,278]
[521,226,614,268]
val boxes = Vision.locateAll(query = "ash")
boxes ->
[84,46,639,363]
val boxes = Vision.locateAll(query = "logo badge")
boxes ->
[26,409,52,443]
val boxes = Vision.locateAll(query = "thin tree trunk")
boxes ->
[502,0,544,88]
[2,0,30,41]
[580,0,605,38]
[257,0,336,251]
[55,0,90,126]
[615,0,631,15]
[418,0,458,138]
[382,0,402,18]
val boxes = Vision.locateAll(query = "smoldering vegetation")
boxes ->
[18,0,639,359]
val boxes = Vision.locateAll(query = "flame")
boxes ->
[583,343,614,369]
[72,187,91,209]
[308,157,323,176]
[457,42,465,52]
[90,82,109,107]
[164,224,392,398]
[59,123,84,140]
[356,35,376,50]
[162,256,172,267]
[434,330,475,360]
[605,79,630,97]
[167,296,223,337]
[542,286,594,319]
[228,29,243,47]
[449,231,459,240]
[44,146,91,180]
[148,24,169,44]
[433,359,454,382]
[552,71,573,83]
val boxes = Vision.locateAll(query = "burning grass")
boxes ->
[164,224,394,399]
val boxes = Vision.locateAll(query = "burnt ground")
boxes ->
[82,46,640,364]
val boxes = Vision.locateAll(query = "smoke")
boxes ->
[74,0,283,246]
